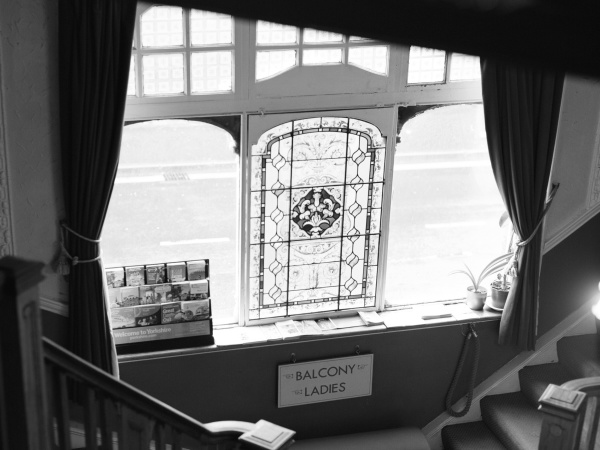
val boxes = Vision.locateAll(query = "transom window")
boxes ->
[255,21,389,80]
[128,5,235,97]
[407,46,481,84]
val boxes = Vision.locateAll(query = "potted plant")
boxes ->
[449,252,513,310]
[488,253,516,310]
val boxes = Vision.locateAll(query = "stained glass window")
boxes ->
[249,117,386,320]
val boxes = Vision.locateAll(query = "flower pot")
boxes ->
[489,283,510,311]
[466,286,486,310]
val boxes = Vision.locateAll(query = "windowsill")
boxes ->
[118,301,501,363]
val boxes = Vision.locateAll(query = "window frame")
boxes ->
[120,6,487,327]
[240,108,398,325]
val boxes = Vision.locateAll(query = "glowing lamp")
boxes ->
[593,282,600,319]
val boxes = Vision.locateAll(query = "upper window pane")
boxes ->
[191,51,233,93]
[256,50,297,81]
[303,48,343,65]
[141,6,184,48]
[407,46,446,84]
[303,29,344,44]
[190,10,233,46]
[257,21,298,45]
[348,46,389,75]
[449,53,482,82]
[142,53,185,96]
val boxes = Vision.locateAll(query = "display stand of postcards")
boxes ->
[105,259,214,353]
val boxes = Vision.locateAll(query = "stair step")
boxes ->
[481,392,544,450]
[519,362,574,407]
[442,421,506,450]
[557,334,600,378]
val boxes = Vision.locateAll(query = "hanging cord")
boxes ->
[445,323,481,417]
[54,222,102,275]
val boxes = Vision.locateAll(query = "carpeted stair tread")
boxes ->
[557,334,600,378]
[442,421,507,450]
[519,362,574,407]
[481,392,544,450]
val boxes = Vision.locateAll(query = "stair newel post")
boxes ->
[0,256,50,450]
[538,383,587,449]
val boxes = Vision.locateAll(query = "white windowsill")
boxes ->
[118,301,501,363]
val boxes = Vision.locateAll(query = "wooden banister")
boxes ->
[0,256,49,450]
[43,337,250,444]
[538,376,600,450]
[0,256,295,450]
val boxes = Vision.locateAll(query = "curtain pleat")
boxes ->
[481,60,564,350]
[59,0,137,373]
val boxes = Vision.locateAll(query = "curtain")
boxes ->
[480,59,564,351]
[59,0,137,374]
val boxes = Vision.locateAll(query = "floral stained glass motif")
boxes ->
[249,117,386,320]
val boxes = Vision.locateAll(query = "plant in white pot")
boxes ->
[449,252,513,310]
[488,253,516,311]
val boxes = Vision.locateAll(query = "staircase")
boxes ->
[442,333,600,449]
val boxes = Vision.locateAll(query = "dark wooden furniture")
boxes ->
[539,376,600,449]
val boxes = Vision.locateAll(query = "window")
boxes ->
[385,105,508,307]
[103,119,240,324]
[106,5,495,326]
[128,6,235,97]
[246,113,387,321]
[255,21,389,81]
[407,46,481,85]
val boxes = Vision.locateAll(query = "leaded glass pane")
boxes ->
[449,53,481,81]
[142,54,184,96]
[303,29,343,43]
[348,46,389,75]
[141,6,183,48]
[407,46,446,84]
[190,51,233,93]
[256,50,297,81]
[256,21,298,44]
[303,49,343,65]
[249,117,386,320]
[190,10,233,46]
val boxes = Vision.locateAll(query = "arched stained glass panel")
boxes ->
[249,117,386,320]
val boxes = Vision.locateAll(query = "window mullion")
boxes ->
[374,106,400,311]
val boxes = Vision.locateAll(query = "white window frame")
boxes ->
[121,7,485,326]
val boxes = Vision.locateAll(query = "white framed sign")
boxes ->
[278,354,373,408]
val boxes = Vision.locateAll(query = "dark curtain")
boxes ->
[481,60,564,351]
[59,0,137,373]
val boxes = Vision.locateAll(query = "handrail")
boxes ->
[43,337,249,443]
[538,377,600,450]
[0,256,294,450]
[561,376,600,393]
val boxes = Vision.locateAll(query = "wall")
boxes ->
[538,211,600,336]
[0,0,66,303]
[120,321,517,439]
[544,75,600,247]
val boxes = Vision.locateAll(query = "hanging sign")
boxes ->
[278,354,373,408]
